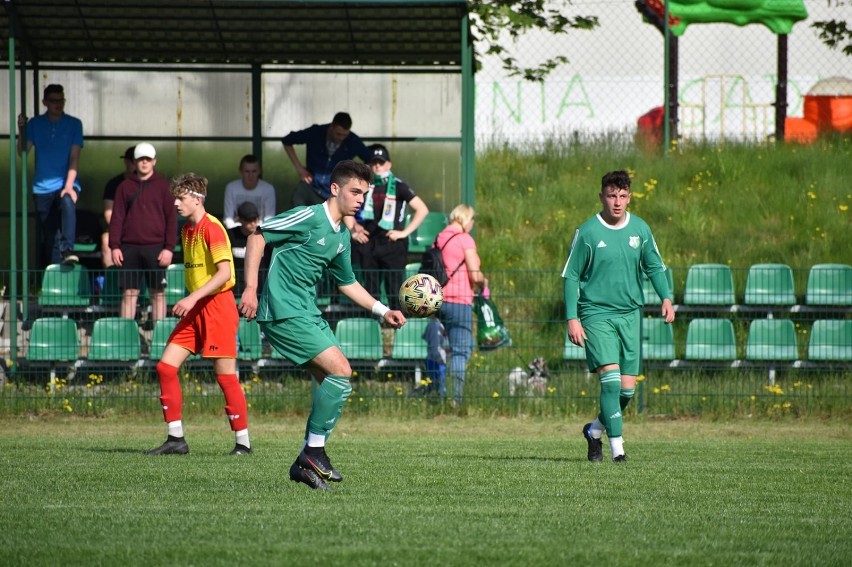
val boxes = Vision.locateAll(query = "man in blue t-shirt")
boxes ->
[17,84,84,266]
[282,111,373,207]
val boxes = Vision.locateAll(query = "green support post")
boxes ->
[251,63,262,160]
[460,12,475,207]
[7,29,19,371]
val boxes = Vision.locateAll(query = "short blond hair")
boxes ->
[449,204,475,226]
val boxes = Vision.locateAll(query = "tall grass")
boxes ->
[3,365,849,420]
[474,136,850,271]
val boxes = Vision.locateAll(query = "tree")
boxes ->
[812,19,852,56]
[468,0,599,82]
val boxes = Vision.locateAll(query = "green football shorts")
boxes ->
[260,316,338,366]
[582,310,641,375]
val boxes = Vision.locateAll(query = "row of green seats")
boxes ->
[563,318,852,362]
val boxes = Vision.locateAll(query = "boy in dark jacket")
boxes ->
[109,143,177,322]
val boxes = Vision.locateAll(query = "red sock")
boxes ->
[156,361,182,423]
[217,374,248,431]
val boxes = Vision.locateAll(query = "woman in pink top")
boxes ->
[436,204,487,404]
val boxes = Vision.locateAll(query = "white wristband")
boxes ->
[371,301,390,319]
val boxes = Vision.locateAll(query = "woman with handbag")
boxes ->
[436,204,487,405]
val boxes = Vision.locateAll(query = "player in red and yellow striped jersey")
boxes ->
[144,172,251,457]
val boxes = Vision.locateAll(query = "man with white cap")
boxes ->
[109,142,178,323]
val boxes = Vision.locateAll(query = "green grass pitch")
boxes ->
[1,416,849,566]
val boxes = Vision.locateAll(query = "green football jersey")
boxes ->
[257,203,357,321]
[562,212,671,324]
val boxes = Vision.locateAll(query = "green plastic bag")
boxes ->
[473,294,511,350]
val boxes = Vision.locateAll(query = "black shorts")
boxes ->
[119,245,167,291]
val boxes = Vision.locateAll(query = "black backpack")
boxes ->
[420,232,465,286]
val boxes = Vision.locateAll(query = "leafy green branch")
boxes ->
[468,0,599,81]
[812,19,852,56]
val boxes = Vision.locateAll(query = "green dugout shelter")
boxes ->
[1,0,475,367]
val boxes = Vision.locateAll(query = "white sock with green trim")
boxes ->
[610,436,624,458]
[307,432,326,448]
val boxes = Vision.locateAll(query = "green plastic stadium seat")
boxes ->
[148,317,203,364]
[88,317,141,361]
[563,333,587,361]
[641,318,675,360]
[405,262,422,280]
[335,318,383,360]
[72,242,98,254]
[173,217,188,254]
[164,263,187,306]
[101,267,153,310]
[744,264,796,306]
[391,318,430,360]
[806,264,852,306]
[38,263,91,307]
[237,319,264,361]
[745,319,798,361]
[100,267,122,308]
[807,320,852,361]
[407,212,448,255]
[684,264,735,306]
[27,317,79,361]
[269,346,288,359]
[149,317,180,360]
[335,265,363,307]
[642,268,675,305]
[685,318,737,361]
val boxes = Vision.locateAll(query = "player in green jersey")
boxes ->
[239,160,406,489]
[561,170,675,462]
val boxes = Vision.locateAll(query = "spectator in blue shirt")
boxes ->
[17,84,84,266]
[282,112,373,207]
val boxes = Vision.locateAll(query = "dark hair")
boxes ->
[331,112,353,130]
[331,160,371,188]
[239,154,260,168]
[170,172,208,199]
[601,170,631,192]
[43,84,64,98]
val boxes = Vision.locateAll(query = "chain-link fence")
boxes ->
[475,0,850,144]
[1,264,849,416]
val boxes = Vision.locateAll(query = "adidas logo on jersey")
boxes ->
[597,241,607,248]
[317,237,326,246]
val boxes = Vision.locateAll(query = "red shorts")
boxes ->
[168,290,238,358]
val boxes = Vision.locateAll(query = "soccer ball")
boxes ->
[399,273,443,317]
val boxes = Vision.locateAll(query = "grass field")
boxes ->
[476,136,850,271]
[2,415,850,566]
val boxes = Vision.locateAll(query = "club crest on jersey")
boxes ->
[337,243,345,254]
[629,236,640,249]
[317,237,326,246]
